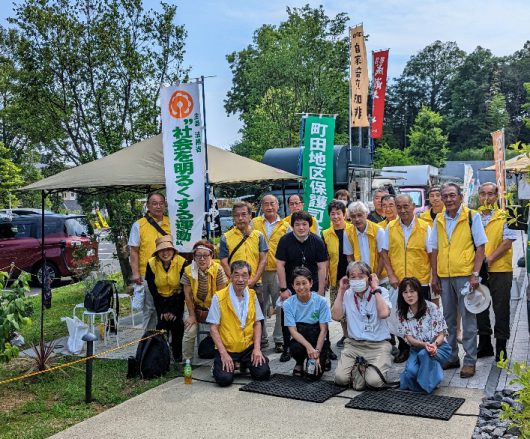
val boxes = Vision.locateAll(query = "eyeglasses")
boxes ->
[289,201,302,206]
[194,253,211,259]
[149,202,165,207]
[441,193,459,200]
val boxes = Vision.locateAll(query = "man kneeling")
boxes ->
[332,261,393,390]
[207,260,271,387]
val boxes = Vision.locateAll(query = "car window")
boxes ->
[14,222,33,238]
[0,223,17,239]
[65,218,90,237]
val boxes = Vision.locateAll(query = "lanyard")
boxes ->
[353,292,372,313]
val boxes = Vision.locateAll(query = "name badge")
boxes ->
[363,324,374,333]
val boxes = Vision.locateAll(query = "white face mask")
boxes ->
[349,279,367,293]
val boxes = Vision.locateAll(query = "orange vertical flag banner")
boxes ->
[491,129,506,208]
[370,50,389,139]
[350,25,369,128]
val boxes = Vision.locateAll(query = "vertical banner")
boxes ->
[302,116,336,231]
[370,50,389,139]
[462,164,474,206]
[160,84,205,251]
[350,24,369,127]
[491,129,506,208]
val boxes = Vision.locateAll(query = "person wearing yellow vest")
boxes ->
[419,186,445,227]
[476,182,516,362]
[378,194,398,229]
[322,200,354,350]
[430,183,488,379]
[347,201,386,279]
[283,194,319,234]
[145,235,187,362]
[128,192,171,330]
[220,202,268,331]
[207,260,271,387]
[181,240,228,361]
[382,194,433,363]
[251,194,289,352]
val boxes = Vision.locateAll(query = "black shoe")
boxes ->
[443,359,460,370]
[394,350,409,363]
[336,337,345,348]
[261,339,269,348]
[324,358,332,371]
[329,350,338,361]
[495,339,508,362]
[280,351,291,362]
[274,343,283,353]
[477,335,494,358]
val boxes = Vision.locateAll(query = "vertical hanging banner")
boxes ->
[462,164,474,206]
[160,84,205,251]
[350,24,369,128]
[302,116,336,231]
[491,129,506,208]
[370,50,389,139]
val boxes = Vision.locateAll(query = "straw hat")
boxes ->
[463,284,491,314]
[152,235,177,256]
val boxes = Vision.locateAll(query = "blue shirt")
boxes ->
[283,292,331,327]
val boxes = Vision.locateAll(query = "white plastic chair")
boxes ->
[72,303,119,350]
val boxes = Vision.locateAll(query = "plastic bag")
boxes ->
[131,284,145,310]
[61,316,89,354]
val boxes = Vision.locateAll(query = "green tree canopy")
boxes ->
[0,142,23,208]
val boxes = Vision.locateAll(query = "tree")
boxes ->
[406,106,449,168]
[487,93,510,132]
[0,142,23,208]
[373,143,415,169]
[1,0,188,283]
[225,5,349,159]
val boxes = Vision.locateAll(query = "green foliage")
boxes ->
[497,356,529,437]
[0,142,23,208]
[0,271,33,363]
[488,93,510,132]
[226,5,349,159]
[406,106,449,167]
[373,143,415,169]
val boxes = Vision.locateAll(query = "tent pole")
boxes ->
[201,76,211,241]
[281,181,287,218]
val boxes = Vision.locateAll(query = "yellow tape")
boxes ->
[0,330,165,386]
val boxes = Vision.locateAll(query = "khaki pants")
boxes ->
[261,271,282,343]
[335,338,393,390]
[182,309,209,360]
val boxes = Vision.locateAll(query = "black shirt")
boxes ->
[275,232,328,290]
[329,228,348,284]
[368,211,385,223]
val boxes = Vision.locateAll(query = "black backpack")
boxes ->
[84,280,119,314]
[128,332,170,379]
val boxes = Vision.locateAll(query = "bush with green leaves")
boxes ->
[0,271,33,362]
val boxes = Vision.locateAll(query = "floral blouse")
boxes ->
[397,301,448,343]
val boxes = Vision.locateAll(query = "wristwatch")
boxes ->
[370,288,382,295]
[472,271,479,277]
[280,287,288,292]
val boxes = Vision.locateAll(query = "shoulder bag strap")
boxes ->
[144,214,168,236]
[227,234,249,265]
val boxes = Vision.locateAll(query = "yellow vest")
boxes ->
[216,286,256,353]
[419,208,444,227]
[436,206,475,277]
[484,210,513,273]
[387,218,431,284]
[322,223,355,287]
[147,254,186,298]
[137,215,171,277]
[184,261,222,308]
[252,216,289,271]
[224,228,261,276]
[350,221,384,275]
[283,214,318,234]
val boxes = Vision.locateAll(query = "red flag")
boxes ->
[370,50,389,139]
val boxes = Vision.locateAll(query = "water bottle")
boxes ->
[183,359,192,384]
[306,358,316,376]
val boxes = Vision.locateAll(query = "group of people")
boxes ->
[127,180,514,393]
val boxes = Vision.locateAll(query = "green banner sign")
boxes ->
[302,115,336,231]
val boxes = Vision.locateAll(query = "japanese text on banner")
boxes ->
[491,129,506,209]
[370,50,389,139]
[350,24,369,128]
[302,116,335,230]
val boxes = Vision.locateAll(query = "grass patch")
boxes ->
[21,273,131,346]
[0,356,181,439]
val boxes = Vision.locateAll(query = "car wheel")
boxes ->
[32,261,60,287]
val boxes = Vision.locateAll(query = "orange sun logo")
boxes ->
[168,90,194,119]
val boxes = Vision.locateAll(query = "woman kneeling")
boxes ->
[283,267,331,380]
[397,277,452,394]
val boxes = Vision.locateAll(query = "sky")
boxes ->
[2,0,529,149]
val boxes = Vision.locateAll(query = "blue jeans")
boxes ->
[400,342,452,394]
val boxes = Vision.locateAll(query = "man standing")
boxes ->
[276,211,328,362]
[252,194,290,352]
[430,183,488,378]
[220,202,268,339]
[368,189,388,223]
[378,194,398,228]
[420,186,444,226]
[128,192,171,330]
[207,261,271,387]
[476,182,516,361]
[322,200,354,349]
[283,194,319,234]
[382,194,433,363]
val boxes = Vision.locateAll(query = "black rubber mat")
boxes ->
[345,390,465,420]
[239,373,346,403]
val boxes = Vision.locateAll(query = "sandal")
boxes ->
[292,366,303,377]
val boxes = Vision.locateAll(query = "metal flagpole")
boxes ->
[348,27,352,161]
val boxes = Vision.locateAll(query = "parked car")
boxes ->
[0,214,98,286]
